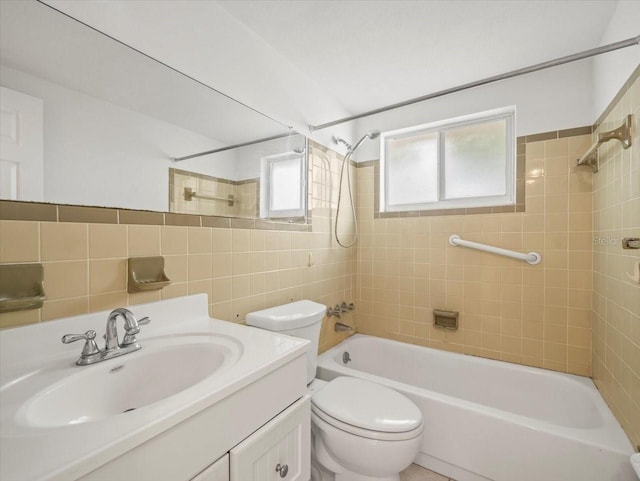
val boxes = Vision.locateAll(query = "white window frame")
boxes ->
[380,106,516,212]
[259,150,307,219]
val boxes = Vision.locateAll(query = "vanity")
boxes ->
[0,294,311,481]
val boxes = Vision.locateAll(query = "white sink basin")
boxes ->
[19,336,234,427]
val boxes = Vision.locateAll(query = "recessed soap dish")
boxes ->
[433,308,459,330]
[0,263,47,313]
[127,257,171,293]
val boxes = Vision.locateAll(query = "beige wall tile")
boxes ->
[41,297,88,321]
[128,225,160,256]
[0,309,40,329]
[89,291,128,313]
[44,261,88,300]
[128,290,161,306]
[0,220,39,262]
[161,226,188,255]
[161,282,189,300]
[89,224,127,259]
[164,255,188,283]
[189,227,212,254]
[188,254,212,280]
[89,259,127,295]
[41,222,87,261]
[591,74,640,448]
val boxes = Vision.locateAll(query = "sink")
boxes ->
[0,294,308,481]
[13,334,240,428]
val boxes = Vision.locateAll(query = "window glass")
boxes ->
[270,156,301,211]
[444,119,507,199]
[386,131,438,208]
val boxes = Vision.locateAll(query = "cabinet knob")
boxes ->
[275,463,288,478]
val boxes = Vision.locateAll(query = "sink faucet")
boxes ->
[105,307,143,350]
[62,308,150,366]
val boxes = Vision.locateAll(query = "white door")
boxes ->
[0,86,44,201]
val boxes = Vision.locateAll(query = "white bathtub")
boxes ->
[316,334,635,481]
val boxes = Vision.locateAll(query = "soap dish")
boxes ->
[0,263,47,313]
[127,257,171,293]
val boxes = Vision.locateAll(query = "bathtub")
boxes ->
[316,334,635,481]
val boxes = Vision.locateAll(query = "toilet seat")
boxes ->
[311,377,423,441]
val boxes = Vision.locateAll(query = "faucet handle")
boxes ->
[61,330,100,357]
[121,316,151,346]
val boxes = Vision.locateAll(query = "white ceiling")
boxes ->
[42,0,637,144]
[219,0,616,118]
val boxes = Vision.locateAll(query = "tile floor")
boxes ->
[400,463,457,481]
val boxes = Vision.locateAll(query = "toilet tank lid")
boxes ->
[246,300,326,330]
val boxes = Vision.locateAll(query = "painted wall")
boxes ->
[592,0,640,121]
[591,74,640,449]
[352,61,594,162]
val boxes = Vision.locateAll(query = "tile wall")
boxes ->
[591,73,640,448]
[0,141,357,354]
[354,131,595,376]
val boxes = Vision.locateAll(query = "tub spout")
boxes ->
[334,322,353,332]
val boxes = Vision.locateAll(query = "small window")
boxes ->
[380,107,516,213]
[260,150,306,219]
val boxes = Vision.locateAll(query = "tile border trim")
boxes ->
[0,200,310,231]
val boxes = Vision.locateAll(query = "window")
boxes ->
[380,107,515,213]
[260,150,306,219]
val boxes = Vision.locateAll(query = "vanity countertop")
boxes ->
[0,294,309,481]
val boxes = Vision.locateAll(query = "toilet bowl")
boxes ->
[311,376,423,481]
[246,301,424,481]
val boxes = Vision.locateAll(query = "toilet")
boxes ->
[246,301,423,481]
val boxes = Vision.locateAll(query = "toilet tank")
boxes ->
[246,300,326,383]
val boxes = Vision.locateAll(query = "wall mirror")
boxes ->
[0,0,307,222]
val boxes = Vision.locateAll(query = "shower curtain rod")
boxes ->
[308,34,640,131]
[170,131,294,162]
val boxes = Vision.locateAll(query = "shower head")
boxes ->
[332,136,352,150]
[333,130,381,154]
[366,130,381,140]
[350,130,381,153]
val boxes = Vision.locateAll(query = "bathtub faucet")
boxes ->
[334,322,353,333]
[327,302,355,318]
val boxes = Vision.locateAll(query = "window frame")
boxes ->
[259,150,307,220]
[380,106,516,213]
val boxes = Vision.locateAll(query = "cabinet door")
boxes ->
[230,396,310,481]
[191,454,229,481]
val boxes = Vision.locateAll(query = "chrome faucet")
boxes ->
[105,307,144,350]
[62,308,150,366]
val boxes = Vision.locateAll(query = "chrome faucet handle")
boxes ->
[121,316,151,346]
[61,330,100,357]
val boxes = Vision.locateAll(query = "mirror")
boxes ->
[170,133,308,221]
[0,0,304,220]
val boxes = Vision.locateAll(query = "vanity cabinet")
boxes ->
[191,454,229,481]
[230,396,310,481]
[189,396,310,481]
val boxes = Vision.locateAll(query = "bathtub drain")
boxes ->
[342,352,351,364]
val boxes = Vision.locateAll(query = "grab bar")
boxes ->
[449,235,541,265]
[183,187,235,206]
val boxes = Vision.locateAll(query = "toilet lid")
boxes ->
[311,377,422,433]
